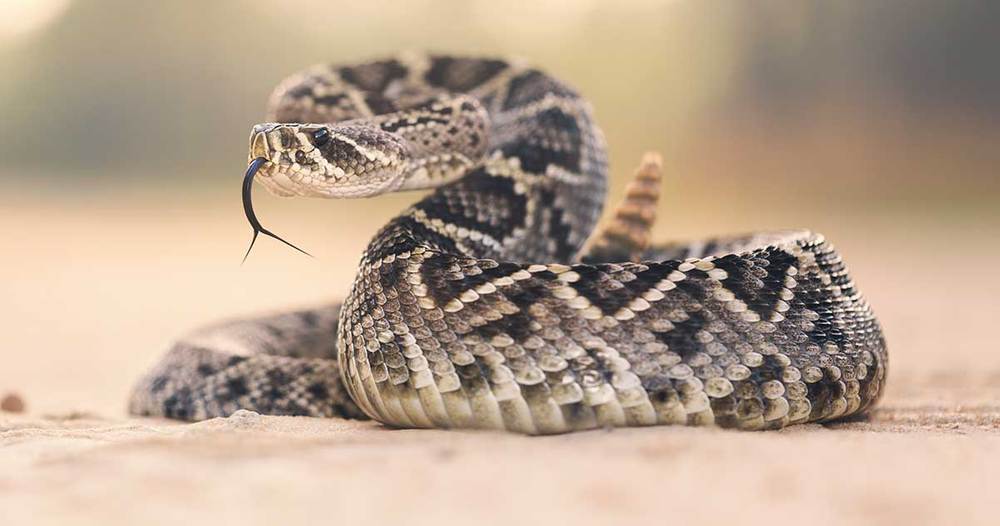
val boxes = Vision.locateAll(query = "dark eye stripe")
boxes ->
[313,128,331,146]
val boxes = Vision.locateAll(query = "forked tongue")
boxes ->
[242,157,312,263]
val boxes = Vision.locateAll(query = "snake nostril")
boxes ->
[295,151,308,164]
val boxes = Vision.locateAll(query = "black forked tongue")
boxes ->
[241,157,312,264]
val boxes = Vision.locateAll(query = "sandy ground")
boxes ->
[2,180,999,525]
[4,399,1000,526]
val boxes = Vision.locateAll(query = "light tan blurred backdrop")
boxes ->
[1,0,998,416]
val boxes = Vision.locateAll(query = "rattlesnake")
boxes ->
[129,54,887,433]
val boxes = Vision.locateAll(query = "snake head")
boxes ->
[248,122,411,198]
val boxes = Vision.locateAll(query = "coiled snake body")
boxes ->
[130,54,887,433]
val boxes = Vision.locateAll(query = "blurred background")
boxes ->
[1,0,998,416]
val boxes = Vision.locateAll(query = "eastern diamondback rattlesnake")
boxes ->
[130,54,887,433]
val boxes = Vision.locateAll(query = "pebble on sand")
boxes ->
[1,393,26,413]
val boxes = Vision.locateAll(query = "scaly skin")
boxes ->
[130,54,886,433]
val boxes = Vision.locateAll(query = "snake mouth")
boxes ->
[241,157,312,263]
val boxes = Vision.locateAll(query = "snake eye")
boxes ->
[312,128,330,147]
